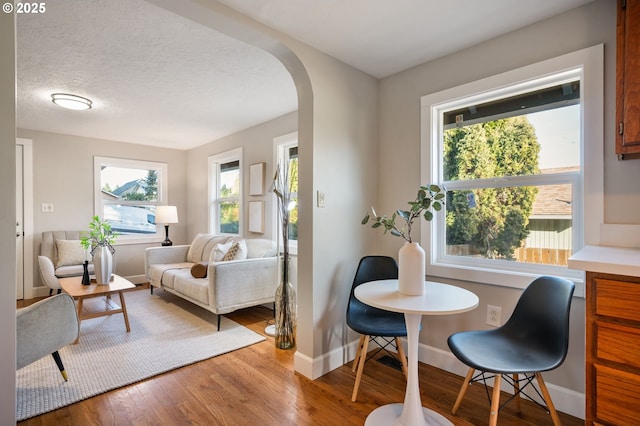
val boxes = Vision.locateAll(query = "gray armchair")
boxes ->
[38,231,94,295]
[17,293,79,380]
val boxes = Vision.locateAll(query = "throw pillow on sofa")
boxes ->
[190,239,246,278]
[222,242,240,261]
[211,241,235,262]
[222,239,248,261]
[191,262,208,278]
[55,240,86,267]
[211,239,248,262]
[187,234,229,263]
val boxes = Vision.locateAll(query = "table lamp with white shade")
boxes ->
[156,205,178,246]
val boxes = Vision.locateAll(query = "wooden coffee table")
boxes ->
[59,274,136,344]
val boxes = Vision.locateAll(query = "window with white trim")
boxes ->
[93,157,168,244]
[421,45,603,294]
[209,148,243,235]
[274,132,298,254]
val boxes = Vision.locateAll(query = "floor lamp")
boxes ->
[156,206,178,246]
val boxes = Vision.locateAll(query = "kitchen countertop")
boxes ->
[568,245,640,277]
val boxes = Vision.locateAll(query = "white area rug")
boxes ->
[16,289,265,421]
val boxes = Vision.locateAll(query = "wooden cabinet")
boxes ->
[586,272,640,425]
[616,0,640,158]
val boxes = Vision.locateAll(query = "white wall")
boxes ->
[376,0,620,413]
[16,129,188,291]
[290,45,379,373]
[186,112,297,241]
[14,111,296,295]
[150,0,380,379]
[3,0,626,422]
[0,10,17,426]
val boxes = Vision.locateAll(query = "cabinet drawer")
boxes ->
[594,364,640,425]
[595,278,640,322]
[596,322,640,368]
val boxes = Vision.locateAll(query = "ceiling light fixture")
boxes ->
[51,93,93,110]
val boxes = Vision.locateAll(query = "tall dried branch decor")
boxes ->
[272,165,296,349]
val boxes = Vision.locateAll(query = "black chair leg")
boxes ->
[49,289,53,296]
[51,351,68,381]
[57,289,62,294]
[217,315,221,331]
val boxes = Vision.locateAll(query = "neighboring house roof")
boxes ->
[530,167,578,218]
[101,190,119,200]
[111,179,146,197]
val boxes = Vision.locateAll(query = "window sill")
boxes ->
[113,234,165,246]
[427,261,585,298]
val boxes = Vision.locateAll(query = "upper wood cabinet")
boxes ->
[616,0,640,158]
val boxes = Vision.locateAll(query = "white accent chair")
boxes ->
[17,293,80,381]
[38,231,95,295]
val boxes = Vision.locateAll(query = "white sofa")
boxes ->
[145,233,278,330]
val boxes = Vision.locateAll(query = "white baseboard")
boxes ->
[31,286,51,298]
[294,339,585,420]
[294,338,360,380]
[293,351,316,379]
[125,274,148,285]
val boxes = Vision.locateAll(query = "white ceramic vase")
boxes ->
[398,242,425,296]
[93,245,113,285]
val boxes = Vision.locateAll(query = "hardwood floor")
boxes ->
[17,289,583,425]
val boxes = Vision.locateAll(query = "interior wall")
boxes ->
[16,129,188,290]
[150,0,380,377]
[290,45,379,364]
[185,111,297,242]
[0,10,17,425]
[4,5,619,424]
[377,0,617,397]
[16,112,297,295]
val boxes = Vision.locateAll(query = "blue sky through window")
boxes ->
[527,104,580,170]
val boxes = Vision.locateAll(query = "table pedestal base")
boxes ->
[364,403,452,426]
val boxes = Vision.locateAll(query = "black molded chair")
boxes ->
[347,256,409,402]
[447,275,575,426]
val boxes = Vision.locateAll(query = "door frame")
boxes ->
[16,138,34,299]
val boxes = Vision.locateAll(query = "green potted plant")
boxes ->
[81,216,118,284]
[361,184,445,242]
[362,184,445,295]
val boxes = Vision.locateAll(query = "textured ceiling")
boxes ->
[16,0,297,150]
[16,0,594,150]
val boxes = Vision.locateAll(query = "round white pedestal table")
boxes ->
[355,279,479,426]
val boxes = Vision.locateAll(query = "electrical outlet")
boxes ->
[41,203,54,213]
[486,305,502,327]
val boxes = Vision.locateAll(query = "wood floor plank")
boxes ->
[17,293,583,425]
